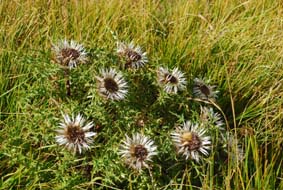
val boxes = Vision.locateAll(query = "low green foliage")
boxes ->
[1,0,283,189]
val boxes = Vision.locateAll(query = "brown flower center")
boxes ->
[181,132,201,151]
[104,78,119,92]
[66,125,85,143]
[126,50,142,62]
[199,85,211,97]
[132,144,148,160]
[164,73,178,84]
[61,48,80,59]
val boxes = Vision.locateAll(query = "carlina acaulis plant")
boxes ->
[118,133,157,171]
[117,41,148,69]
[55,113,96,154]
[52,39,88,96]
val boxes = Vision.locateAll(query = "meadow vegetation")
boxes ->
[1,0,283,189]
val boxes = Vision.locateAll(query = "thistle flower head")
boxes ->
[96,68,128,101]
[157,67,187,94]
[221,132,244,163]
[171,121,211,162]
[55,113,96,154]
[117,42,148,69]
[193,78,218,100]
[119,133,157,171]
[200,106,224,130]
[52,39,88,69]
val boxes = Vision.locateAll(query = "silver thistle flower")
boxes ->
[221,132,244,163]
[193,78,218,100]
[171,121,211,162]
[200,106,224,130]
[52,39,88,69]
[117,42,148,69]
[55,113,96,154]
[119,133,157,171]
[157,67,187,94]
[96,68,128,100]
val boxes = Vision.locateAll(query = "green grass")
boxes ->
[1,0,283,189]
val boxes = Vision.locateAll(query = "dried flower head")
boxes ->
[117,42,148,69]
[157,67,187,94]
[200,106,224,130]
[55,113,96,154]
[52,39,88,69]
[171,121,211,162]
[119,133,157,171]
[96,68,128,100]
[193,78,218,100]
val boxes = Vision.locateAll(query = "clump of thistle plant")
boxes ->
[51,37,245,171]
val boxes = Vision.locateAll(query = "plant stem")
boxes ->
[64,68,71,96]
